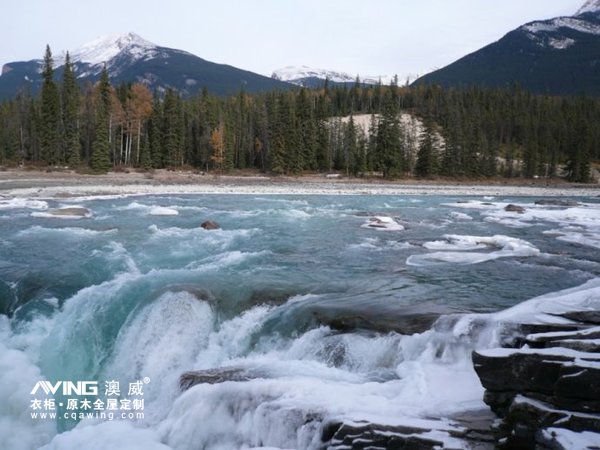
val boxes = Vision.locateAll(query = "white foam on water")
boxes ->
[253,197,309,206]
[101,291,215,422]
[149,206,179,216]
[153,318,490,450]
[0,198,48,210]
[493,277,600,325]
[58,194,130,202]
[120,201,149,211]
[484,215,533,228]
[171,205,207,212]
[552,231,600,250]
[361,216,404,231]
[0,316,57,450]
[484,202,600,232]
[40,420,170,450]
[193,305,274,369]
[409,235,539,266]
[93,241,140,274]
[17,226,117,238]
[442,200,500,210]
[449,212,473,221]
[184,251,271,271]
[347,237,413,252]
[423,237,488,251]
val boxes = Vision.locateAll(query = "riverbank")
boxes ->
[0,169,598,198]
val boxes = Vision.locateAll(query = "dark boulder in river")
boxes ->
[200,220,220,230]
[504,204,525,214]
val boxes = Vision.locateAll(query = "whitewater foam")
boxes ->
[408,235,540,266]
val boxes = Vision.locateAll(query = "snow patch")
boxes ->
[523,17,600,36]
[549,37,576,49]
[55,32,159,67]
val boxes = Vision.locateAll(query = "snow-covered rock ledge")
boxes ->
[472,281,600,449]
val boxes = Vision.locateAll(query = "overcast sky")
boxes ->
[1,0,585,79]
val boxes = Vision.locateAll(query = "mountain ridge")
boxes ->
[0,33,292,99]
[413,1,600,95]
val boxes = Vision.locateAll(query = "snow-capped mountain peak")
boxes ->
[577,0,600,15]
[271,65,403,86]
[272,65,356,83]
[54,32,159,68]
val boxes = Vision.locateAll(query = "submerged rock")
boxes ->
[535,199,580,207]
[306,301,462,335]
[49,207,91,217]
[200,220,220,230]
[504,204,526,214]
[179,367,261,390]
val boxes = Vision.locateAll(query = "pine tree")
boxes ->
[90,68,112,173]
[40,45,62,165]
[148,96,164,168]
[163,89,184,167]
[375,91,403,178]
[415,122,437,177]
[62,52,81,166]
[343,115,358,176]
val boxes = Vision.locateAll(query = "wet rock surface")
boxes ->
[473,322,600,448]
[200,220,220,230]
[179,366,262,390]
[320,416,496,450]
[48,207,91,217]
[504,204,526,214]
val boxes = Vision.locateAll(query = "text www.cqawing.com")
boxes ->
[31,411,145,420]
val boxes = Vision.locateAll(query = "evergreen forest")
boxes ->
[1,46,598,183]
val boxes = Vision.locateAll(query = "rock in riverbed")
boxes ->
[200,220,220,230]
[473,323,600,448]
[504,204,526,214]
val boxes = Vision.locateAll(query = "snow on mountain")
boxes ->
[271,65,402,86]
[523,17,600,37]
[66,32,158,66]
[519,1,600,50]
[51,32,180,77]
[577,0,600,15]
[272,65,356,83]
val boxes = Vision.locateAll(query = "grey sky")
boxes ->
[1,0,585,78]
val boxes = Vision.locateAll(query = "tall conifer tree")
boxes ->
[91,68,112,173]
[62,52,81,166]
[40,45,62,165]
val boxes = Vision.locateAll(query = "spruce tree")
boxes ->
[62,52,81,166]
[90,68,112,173]
[375,91,403,178]
[40,45,62,165]
[415,123,437,177]
[163,89,184,167]
[344,115,358,176]
[149,96,164,168]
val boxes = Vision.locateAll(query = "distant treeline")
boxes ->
[0,46,598,182]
